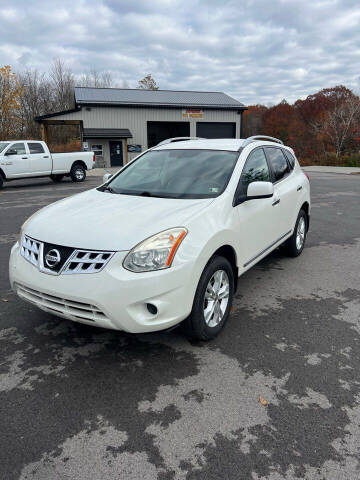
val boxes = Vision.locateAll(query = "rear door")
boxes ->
[3,143,29,177]
[234,147,279,269]
[264,147,298,236]
[27,142,51,175]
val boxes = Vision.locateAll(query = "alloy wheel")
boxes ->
[203,269,230,327]
[296,217,306,250]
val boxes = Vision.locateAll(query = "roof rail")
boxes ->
[242,135,284,148]
[156,137,203,146]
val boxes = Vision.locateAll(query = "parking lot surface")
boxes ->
[0,173,359,480]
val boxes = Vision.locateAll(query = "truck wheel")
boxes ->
[0,175,3,188]
[183,256,234,341]
[50,174,64,183]
[70,165,86,182]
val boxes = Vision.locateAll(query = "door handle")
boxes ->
[297,185,302,191]
[43,156,49,158]
[272,198,280,206]
[22,157,28,159]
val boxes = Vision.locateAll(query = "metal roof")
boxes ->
[75,87,246,109]
[83,128,132,139]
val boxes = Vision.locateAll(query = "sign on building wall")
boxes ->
[182,109,203,119]
[82,142,89,151]
[127,144,142,153]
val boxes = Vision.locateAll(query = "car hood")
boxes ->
[25,188,213,250]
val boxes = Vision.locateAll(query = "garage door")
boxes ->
[196,122,236,139]
[147,122,190,148]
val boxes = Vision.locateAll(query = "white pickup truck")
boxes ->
[0,140,95,188]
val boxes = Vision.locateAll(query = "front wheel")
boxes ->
[183,256,234,341]
[0,175,3,188]
[283,209,307,257]
[70,165,86,182]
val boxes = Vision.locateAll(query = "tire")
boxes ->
[70,164,86,182]
[50,174,64,183]
[183,256,234,341]
[0,175,3,188]
[283,209,307,257]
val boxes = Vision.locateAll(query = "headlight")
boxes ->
[18,212,36,243]
[123,227,187,272]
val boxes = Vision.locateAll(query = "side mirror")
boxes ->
[102,173,112,183]
[247,181,274,199]
[5,149,17,156]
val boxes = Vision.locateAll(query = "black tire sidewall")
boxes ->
[71,166,86,182]
[186,256,234,340]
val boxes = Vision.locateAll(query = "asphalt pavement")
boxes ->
[0,172,359,480]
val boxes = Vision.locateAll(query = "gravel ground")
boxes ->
[0,172,359,480]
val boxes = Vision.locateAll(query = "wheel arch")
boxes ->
[300,201,310,231]
[71,160,87,171]
[208,244,239,292]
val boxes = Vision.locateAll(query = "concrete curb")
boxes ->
[303,166,360,175]
[87,167,120,177]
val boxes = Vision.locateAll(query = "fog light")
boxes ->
[146,303,158,315]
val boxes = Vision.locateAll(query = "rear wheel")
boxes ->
[183,256,234,341]
[50,174,64,183]
[283,209,307,257]
[0,175,3,188]
[70,164,86,182]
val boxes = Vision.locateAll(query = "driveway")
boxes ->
[0,173,359,480]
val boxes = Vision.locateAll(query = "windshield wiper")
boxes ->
[103,185,115,193]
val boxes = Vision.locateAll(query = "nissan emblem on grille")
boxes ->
[45,249,61,268]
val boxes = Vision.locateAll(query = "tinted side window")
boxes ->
[240,148,270,195]
[283,149,296,170]
[266,147,290,182]
[9,143,26,155]
[28,142,45,154]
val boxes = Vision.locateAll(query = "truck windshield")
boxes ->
[100,149,239,199]
[0,143,10,153]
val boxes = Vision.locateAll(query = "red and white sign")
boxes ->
[182,109,203,119]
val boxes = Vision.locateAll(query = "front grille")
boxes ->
[20,235,114,275]
[63,250,114,274]
[15,283,108,323]
[21,236,41,268]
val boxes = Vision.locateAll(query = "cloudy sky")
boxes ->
[0,0,359,105]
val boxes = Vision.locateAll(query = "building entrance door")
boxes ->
[110,141,123,166]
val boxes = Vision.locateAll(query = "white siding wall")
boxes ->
[48,106,241,164]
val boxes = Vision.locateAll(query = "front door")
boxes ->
[110,141,123,167]
[234,147,280,270]
[3,142,30,178]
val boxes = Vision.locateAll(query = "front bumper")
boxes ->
[9,242,197,333]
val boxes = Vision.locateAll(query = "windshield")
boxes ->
[100,149,239,199]
[0,142,10,153]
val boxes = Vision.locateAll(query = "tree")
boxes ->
[242,105,268,138]
[137,74,159,90]
[18,69,53,138]
[78,69,114,88]
[0,65,23,139]
[49,58,74,111]
[296,85,360,157]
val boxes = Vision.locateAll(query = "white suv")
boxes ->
[9,136,310,340]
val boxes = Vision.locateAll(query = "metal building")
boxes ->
[36,87,247,167]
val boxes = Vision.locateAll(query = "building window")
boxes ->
[91,144,103,156]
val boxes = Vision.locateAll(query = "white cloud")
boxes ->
[0,0,359,104]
